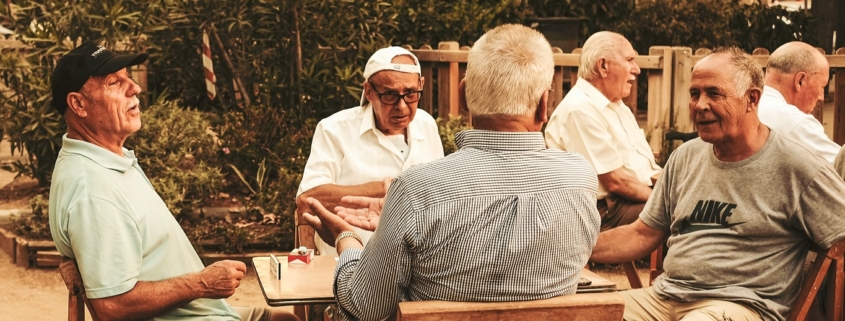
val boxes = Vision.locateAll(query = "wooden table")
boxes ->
[253,256,616,307]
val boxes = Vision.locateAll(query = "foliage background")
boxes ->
[0,0,816,248]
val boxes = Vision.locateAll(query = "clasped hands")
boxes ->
[302,178,389,247]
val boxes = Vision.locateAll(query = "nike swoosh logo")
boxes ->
[680,222,746,234]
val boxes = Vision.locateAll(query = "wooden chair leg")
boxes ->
[294,305,308,321]
[68,292,84,321]
[649,244,665,285]
[621,261,643,289]
[824,257,844,321]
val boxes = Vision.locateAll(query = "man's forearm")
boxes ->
[89,274,206,321]
[598,169,652,202]
[590,220,666,263]
[297,182,386,213]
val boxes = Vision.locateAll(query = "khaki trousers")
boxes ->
[620,288,762,321]
[597,193,646,232]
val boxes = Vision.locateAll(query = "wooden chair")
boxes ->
[788,239,845,321]
[58,257,99,321]
[394,292,624,321]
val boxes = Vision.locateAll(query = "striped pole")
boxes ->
[202,30,216,100]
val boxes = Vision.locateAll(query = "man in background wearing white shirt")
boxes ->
[759,41,840,162]
[295,47,444,256]
[545,31,661,231]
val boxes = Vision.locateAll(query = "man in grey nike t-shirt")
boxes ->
[590,47,845,321]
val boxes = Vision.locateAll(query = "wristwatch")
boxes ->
[334,231,363,248]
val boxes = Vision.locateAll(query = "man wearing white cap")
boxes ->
[296,47,444,256]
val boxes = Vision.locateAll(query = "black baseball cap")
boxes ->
[51,42,148,115]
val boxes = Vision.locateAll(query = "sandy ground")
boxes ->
[0,247,294,321]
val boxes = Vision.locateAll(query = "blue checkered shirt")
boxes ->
[333,130,601,321]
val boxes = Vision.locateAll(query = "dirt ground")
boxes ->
[0,248,294,321]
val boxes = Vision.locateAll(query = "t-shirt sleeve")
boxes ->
[297,121,343,195]
[67,197,142,299]
[560,108,624,175]
[834,147,845,179]
[794,166,845,249]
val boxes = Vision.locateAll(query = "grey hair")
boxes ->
[767,43,825,75]
[708,47,764,95]
[464,24,554,116]
[578,31,627,81]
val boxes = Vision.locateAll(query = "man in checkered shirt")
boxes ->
[302,24,601,321]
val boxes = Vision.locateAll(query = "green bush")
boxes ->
[7,195,51,240]
[437,116,473,155]
[124,93,224,217]
[0,50,64,186]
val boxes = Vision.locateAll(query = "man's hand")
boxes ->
[302,197,356,246]
[194,260,246,299]
[335,177,391,231]
[336,196,384,231]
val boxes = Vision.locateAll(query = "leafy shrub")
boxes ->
[0,50,64,186]
[437,116,473,155]
[124,93,224,217]
[7,195,51,240]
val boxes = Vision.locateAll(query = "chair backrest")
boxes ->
[788,239,845,321]
[394,292,624,321]
[58,257,99,321]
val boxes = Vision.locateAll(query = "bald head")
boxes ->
[765,42,829,114]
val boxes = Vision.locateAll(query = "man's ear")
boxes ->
[363,80,376,104]
[66,92,87,118]
[598,58,608,78]
[419,76,426,91]
[794,72,807,92]
[746,87,762,112]
[458,79,469,115]
[536,89,549,124]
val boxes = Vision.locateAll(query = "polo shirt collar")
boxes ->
[455,130,546,152]
[358,104,425,141]
[60,134,136,172]
[575,77,613,110]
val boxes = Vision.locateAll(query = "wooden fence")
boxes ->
[410,43,845,160]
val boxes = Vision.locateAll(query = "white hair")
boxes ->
[464,24,554,116]
[578,31,628,81]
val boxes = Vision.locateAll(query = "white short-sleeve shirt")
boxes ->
[297,105,444,255]
[545,78,661,199]
[758,86,840,163]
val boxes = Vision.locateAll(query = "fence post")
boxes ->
[671,47,694,134]
[647,46,673,162]
[835,48,845,145]
[417,45,435,115]
[549,47,565,117]
[437,42,460,118]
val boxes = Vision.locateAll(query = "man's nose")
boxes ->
[128,80,142,96]
[632,62,641,76]
[394,98,409,110]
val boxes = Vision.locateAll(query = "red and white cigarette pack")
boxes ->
[287,247,314,264]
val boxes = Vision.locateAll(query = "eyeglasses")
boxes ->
[368,81,423,105]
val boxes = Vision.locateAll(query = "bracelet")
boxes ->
[335,231,362,248]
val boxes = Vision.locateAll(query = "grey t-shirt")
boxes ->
[641,131,845,321]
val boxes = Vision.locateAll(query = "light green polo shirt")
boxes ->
[49,134,239,320]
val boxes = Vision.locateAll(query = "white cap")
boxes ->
[360,46,422,106]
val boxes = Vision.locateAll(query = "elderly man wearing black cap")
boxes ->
[295,46,444,256]
[48,42,298,321]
